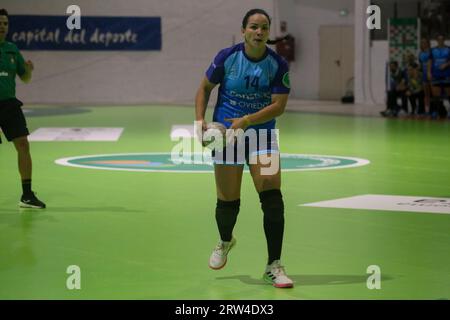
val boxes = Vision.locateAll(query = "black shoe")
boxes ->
[19,192,46,209]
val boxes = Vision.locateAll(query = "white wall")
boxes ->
[277,0,355,99]
[4,0,274,104]
[4,0,391,104]
[370,40,389,105]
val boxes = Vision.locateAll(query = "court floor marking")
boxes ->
[301,194,450,215]
[54,152,370,173]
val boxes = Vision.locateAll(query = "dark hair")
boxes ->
[242,9,282,45]
[0,8,9,17]
[242,9,271,29]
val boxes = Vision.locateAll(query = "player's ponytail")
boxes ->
[267,34,293,45]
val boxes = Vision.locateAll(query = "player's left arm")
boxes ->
[16,50,33,83]
[226,58,290,130]
[18,60,33,83]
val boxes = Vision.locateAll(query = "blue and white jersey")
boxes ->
[418,50,430,81]
[430,46,450,78]
[205,42,290,131]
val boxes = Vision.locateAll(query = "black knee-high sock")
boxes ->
[430,97,441,114]
[22,179,32,196]
[259,189,284,265]
[215,199,240,242]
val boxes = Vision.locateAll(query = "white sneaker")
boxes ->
[397,109,407,117]
[263,260,294,288]
[208,237,236,270]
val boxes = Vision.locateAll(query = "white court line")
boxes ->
[301,194,450,215]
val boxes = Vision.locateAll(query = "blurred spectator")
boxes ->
[405,63,424,116]
[428,34,450,119]
[381,61,408,117]
[418,38,432,114]
[404,51,417,68]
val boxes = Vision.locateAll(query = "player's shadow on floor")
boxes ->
[41,207,144,213]
[0,207,144,214]
[216,274,394,286]
[23,106,91,117]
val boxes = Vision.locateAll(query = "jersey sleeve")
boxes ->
[271,57,290,94]
[205,48,229,84]
[16,47,26,77]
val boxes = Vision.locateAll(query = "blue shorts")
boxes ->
[431,76,450,87]
[211,128,279,165]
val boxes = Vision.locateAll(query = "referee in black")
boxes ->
[0,8,45,208]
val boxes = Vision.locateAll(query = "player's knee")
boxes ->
[259,189,284,221]
[431,87,442,97]
[13,137,30,152]
[217,198,240,208]
[217,189,241,202]
[216,198,240,215]
[258,176,280,191]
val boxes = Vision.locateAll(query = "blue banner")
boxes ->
[7,15,161,51]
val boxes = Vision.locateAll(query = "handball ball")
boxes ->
[203,122,227,148]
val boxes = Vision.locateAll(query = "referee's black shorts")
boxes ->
[0,98,29,144]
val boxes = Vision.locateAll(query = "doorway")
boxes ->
[319,25,354,100]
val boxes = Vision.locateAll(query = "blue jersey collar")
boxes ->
[240,42,269,63]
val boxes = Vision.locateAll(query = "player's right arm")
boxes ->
[16,48,33,83]
[196,48,227,127]
[195,77,217,145]
[195,47,228,141]
[195,77,217,123]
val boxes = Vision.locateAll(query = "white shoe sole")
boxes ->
[263,275,294,288]
[19,201,45,209]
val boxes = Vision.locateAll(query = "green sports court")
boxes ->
[1,104,449,299]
